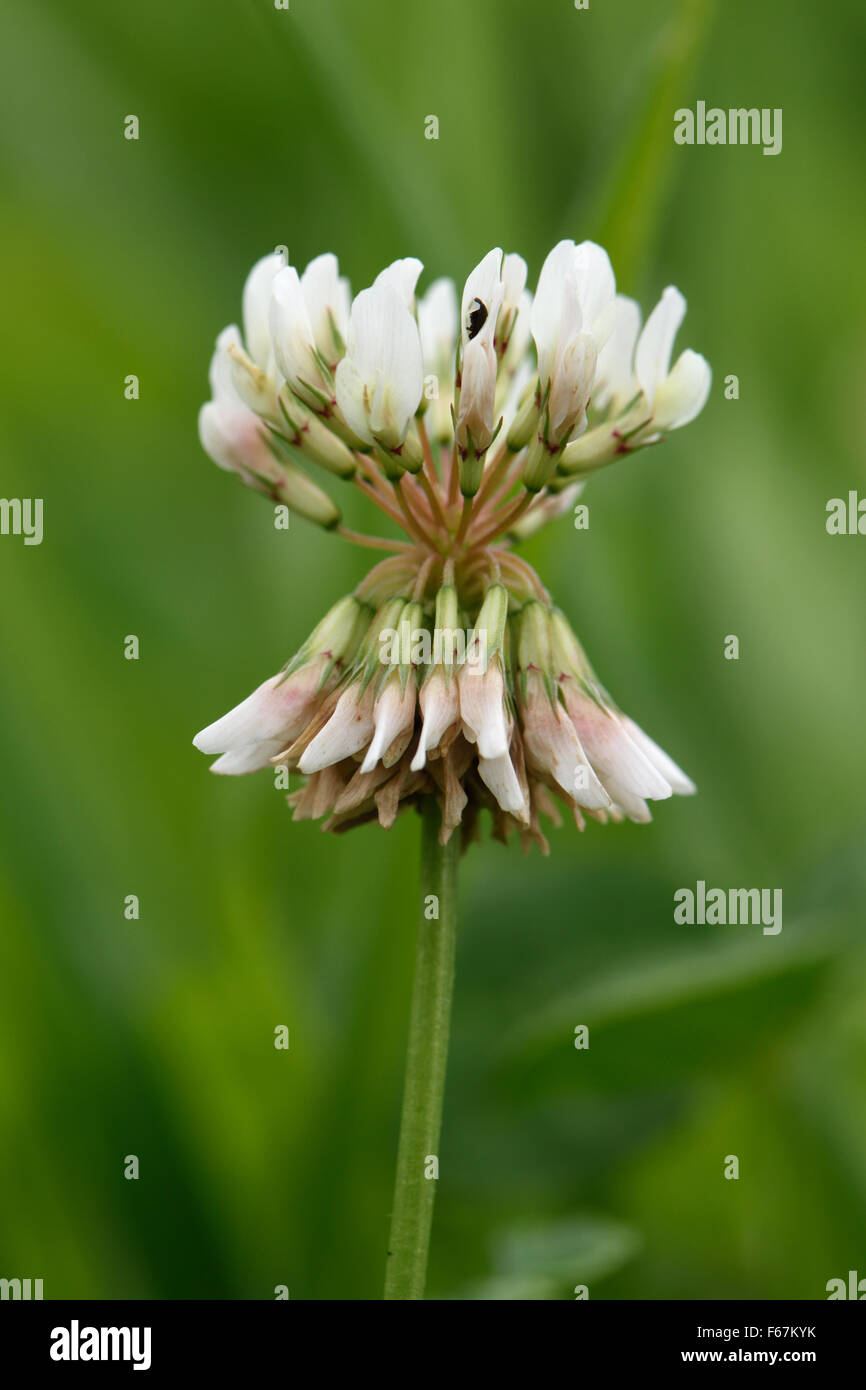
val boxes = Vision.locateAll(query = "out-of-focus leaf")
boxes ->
[588,0,715,293]
[461,1213,640,1300]
[497,921,847,1093]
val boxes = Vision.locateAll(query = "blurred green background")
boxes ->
[1,0,865,1300]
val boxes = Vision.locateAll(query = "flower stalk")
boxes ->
[384,800,459,1301]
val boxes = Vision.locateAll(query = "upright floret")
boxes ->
[455,248,507,493]
[561,284,711,475]
[520,239,616,490]
[335,274,425,468]
[418,278,459,443]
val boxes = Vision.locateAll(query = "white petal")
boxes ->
[242,253,286,369]
[548,331,597,440]
[209,326,244,402]
[418,277,458,370]
[531,240,580,380]
[653,349,712,430]
[594,296,641,413]
[501,252,528,306]
[572,240,616,330]
[477,752,528,820]
[301,252,350,357]
[635,285,686,407]
[606,784,653,822]
[269,266,318,389]
[622,717,696,795]
[461,248,504,340]
[337,283,424,445]
[458,334,498,447]
[209,739,287,775]
[374,257,423,308]
[333,356,370,443]
[502,287,533,363]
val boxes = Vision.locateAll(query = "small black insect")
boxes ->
[466,297,489,341]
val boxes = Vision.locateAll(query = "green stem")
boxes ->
[384,801,459,1300]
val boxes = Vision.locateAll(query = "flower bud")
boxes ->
[505,377,540,452]
[522,432,561,493]
[287,595,371,678]
[471,583,509,664]
[278,390,357,479]
[516,600,553,673]
[358,596,411,679]
[558,424,622,476]
[433,583,459,657]
[394,426,425,475]
[457,441,486,498]
[274,456,341,530]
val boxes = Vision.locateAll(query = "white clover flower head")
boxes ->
[194,238,710,850]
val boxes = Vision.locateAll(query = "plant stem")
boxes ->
[384,802,459,1300]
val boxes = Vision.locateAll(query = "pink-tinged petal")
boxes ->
[194,666,324,755]
[411,670,459,770]
[198,400,282,483]
[524,712,610,809]
[458,660,510,760]
[299,684,375,773]
[562,685,671,801]
[361,677,417,774]
[520,675,610,809]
